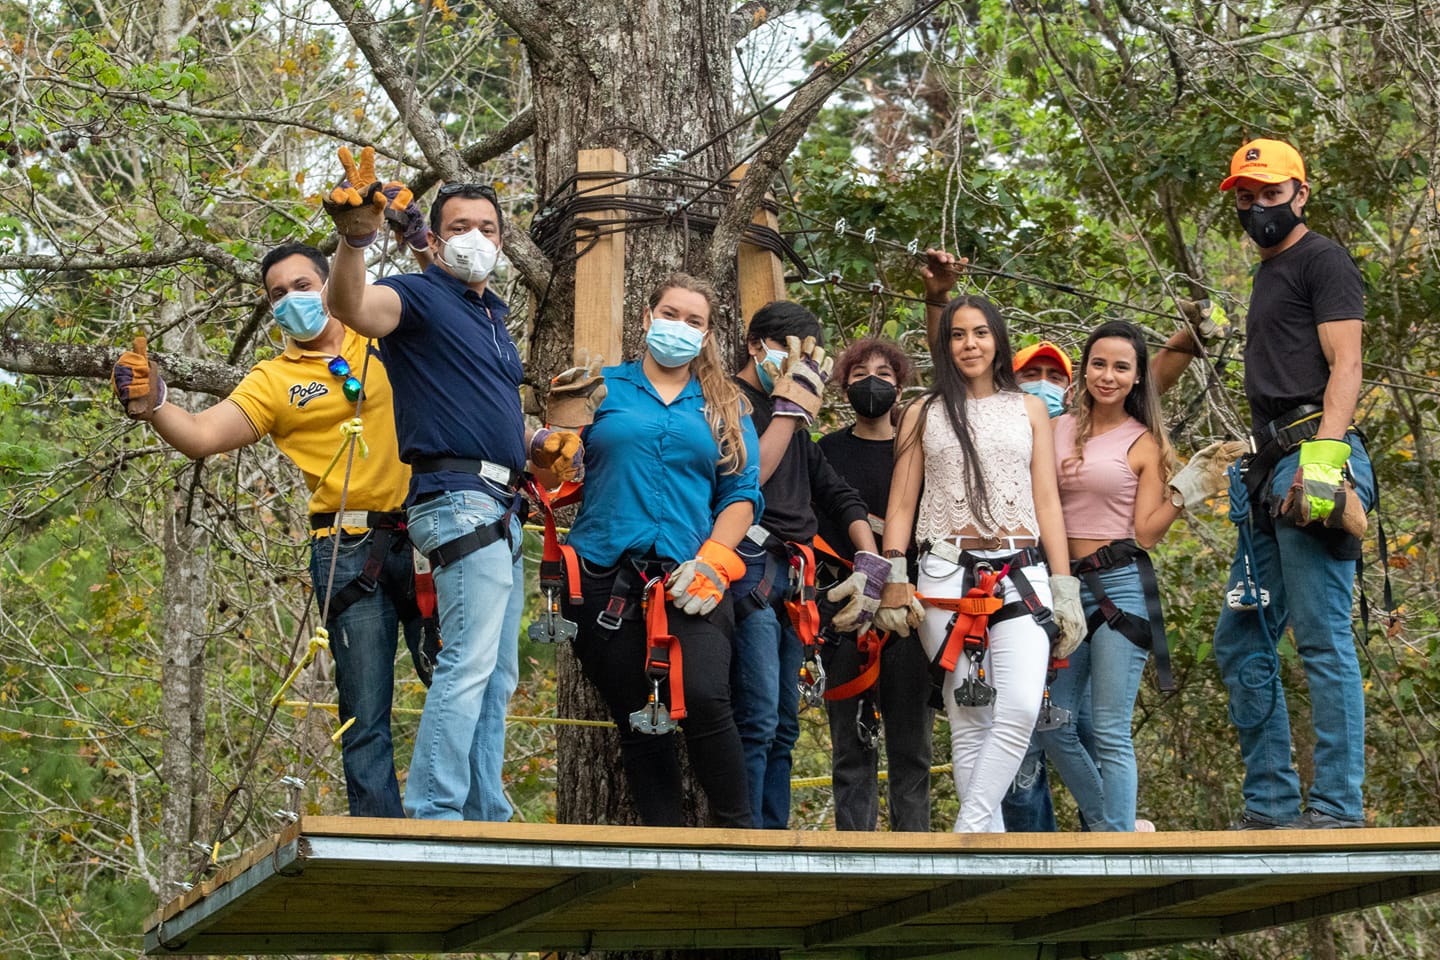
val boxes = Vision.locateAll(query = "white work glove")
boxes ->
[1170,439,1251,509]
[826,550,890,633]
[764,335,832,424]
[871,556,923,637]
[1048,574,1086,660]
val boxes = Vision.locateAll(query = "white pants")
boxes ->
[918,550,1051,832]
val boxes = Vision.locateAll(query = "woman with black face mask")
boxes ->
[814,338,936,832]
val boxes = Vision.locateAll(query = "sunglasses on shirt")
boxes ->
[327,356,363,402]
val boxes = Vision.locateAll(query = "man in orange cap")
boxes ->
[1214,137,1373,830]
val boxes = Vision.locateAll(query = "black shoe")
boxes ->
[1284,808,1366,830]
[1229,810,1288,830]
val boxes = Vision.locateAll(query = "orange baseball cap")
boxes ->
[1013,341,1072,380]
[1219,139,1306,191]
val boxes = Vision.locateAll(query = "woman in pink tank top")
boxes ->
[1039,320,1184,832]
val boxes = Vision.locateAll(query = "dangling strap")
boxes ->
[784,541,822,648]
[527,478,584,604]
[641,578,685,721]
[823,629,888,701]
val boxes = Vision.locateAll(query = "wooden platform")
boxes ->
[145,817,1440,958]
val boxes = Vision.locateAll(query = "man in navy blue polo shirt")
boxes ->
[323,148,580,821]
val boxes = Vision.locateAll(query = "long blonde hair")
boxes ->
[646,273,750,475]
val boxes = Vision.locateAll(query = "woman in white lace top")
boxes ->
[874,295,1086,832]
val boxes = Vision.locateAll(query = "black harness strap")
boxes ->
[426,491,523,569]
[321,523,416,621]
[1072,539,1173,693]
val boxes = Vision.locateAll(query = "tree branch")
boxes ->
[408,106,537,198]
[0,243,256,283]
[479,0,556,61]
[729,0,805,41]
[0,338,247,399]
[706,0,919,283]
[502,228,553,295]
[326,0,467,182]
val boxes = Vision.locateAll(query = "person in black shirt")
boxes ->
[814,338,934,832]
[1214,138,1374,830]
[731,302,888,829]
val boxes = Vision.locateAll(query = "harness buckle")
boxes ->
[527,584,578,644]
[596,597,627,632]
[1034,683,1071,732]
[629,677,676,736]
[954,653,996,707]
[855,697,881,750]
[798,653,827,708]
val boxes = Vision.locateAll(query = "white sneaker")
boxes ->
[1134,818,1156,832]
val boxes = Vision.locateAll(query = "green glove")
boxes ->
[1279,438,1365,535]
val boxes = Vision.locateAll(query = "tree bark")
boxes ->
[0,337,247,399]
[524,0,740,841]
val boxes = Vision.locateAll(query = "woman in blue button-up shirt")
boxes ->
[565,273,763,828]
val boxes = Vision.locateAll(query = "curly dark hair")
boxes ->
[832,337,914,391]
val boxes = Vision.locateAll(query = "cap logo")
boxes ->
[1245,148,1260,161]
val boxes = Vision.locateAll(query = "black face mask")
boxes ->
[1237,200,1305,248]
[846,375,898,419]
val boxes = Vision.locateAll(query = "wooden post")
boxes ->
[573,148,627,365]
[731,164,788,328]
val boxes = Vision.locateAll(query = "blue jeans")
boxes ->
[309,530,422,818]
[1038,564,1150,831]
[403,490,523,821]
[1004,686,1094,832]
[1214,435,1375,824]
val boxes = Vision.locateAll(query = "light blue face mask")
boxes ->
[753,345,789,392]
[1020,379,1067,418]
[271,291,329,342]
[645,316,705,368]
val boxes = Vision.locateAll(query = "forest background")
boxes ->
[1,1,1437,958]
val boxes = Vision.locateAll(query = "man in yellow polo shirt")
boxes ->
[111,242,435,818]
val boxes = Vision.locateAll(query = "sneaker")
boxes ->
[1284,808,1366,830]
[1229,810,1288,830]
[1134,818,1157,832]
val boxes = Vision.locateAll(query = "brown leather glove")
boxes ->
[546,357,607,429]
[323,146,389,245]
[111,335,166,420]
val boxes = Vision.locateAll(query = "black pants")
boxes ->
[567,558,753,828]
[821,629,935,832]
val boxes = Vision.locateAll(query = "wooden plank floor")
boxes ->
[144,818,1440,959]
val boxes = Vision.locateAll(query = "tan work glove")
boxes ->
[872,557,923,637]
[546,357,607,429]
[111,336,166,420]
[1048,574,1086,660]
[764,335,832,425]
[1169,439,1250,510]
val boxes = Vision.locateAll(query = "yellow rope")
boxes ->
[790,764,954,790]
[280,701,617,728]
[268,629,330,707]
[314,417,368,488]
[276,699,947,786]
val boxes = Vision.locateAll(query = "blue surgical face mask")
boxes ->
[272,291,329,342]
[753,345,789,392]
[1020,379,1067,418]
[645,316,705,368]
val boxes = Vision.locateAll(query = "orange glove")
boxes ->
[324,146,396,246]
[529,428,584,482]
[111,335,166,420]
[667,539,746,616]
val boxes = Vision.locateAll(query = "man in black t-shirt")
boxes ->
[1214,138,1375,830]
